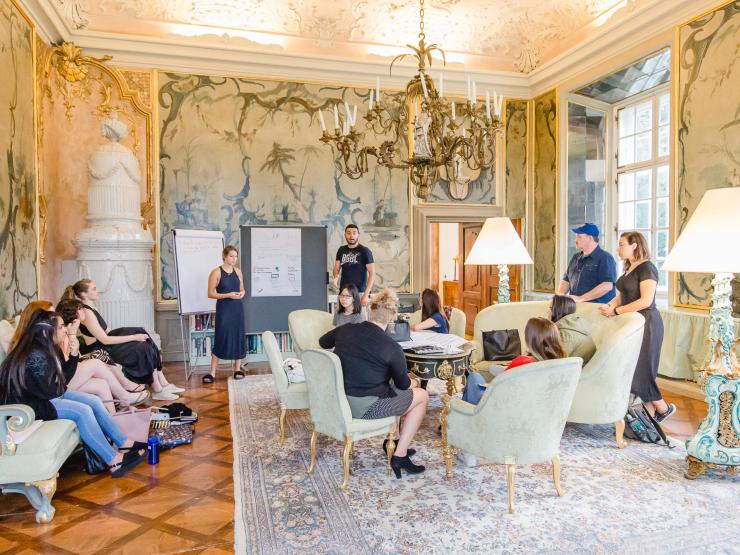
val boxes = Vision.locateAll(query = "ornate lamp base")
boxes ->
[497,264,510,304]
[683,374,740,479]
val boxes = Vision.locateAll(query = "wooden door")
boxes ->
[460,223,485,336]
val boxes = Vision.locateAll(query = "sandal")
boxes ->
[130,390,151,406]
[110,448,147,478]
[233,370,246,380]
[119,440,147,453]
[202,374,215,384]
[127,384,147,393]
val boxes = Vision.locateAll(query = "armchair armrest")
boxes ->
[0,404,36,456]
[469,339,484,363]
[450,398,477,416]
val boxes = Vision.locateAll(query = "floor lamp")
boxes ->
[661,187,740,479]
[465,217,533,304]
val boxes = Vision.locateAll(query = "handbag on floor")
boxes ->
[107,402,153,443]
[83,444,109,474]
[623,402,672,447]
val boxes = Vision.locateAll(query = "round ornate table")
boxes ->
[404,343,473,480]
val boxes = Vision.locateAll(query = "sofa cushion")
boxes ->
[0,419,80,484]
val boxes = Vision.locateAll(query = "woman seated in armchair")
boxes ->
[411,288,449,334]
[459,317,567,467]
[319,289,429,479]
[0,310,146,477]
[549,295,596,364]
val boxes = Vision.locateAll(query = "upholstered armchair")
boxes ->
[0,404,80,523]
[300,349,397,491]
[409,307,466,338]
[262,331,309,446]
[447,358,582,513]
[469,301,645,447]
[288,309,334,354]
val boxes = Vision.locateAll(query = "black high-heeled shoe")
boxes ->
[382,440,415,458]
[390,455,425,479]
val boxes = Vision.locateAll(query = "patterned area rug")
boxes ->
[229,376,740,554]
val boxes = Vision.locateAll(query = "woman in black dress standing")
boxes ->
[599,231,676,422]
[205,245,247,383]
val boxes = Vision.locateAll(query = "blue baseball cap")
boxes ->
[571,223,600,237]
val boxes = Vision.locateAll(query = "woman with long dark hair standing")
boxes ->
[205,245,247,383]
[599,231,674,421]
[0,310,146,477]
[412,288,449,334]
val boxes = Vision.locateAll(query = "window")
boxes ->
[616,90,670,291]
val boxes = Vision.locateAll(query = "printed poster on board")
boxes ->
[251,228,302,297]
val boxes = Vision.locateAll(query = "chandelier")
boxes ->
[317,0,504,200]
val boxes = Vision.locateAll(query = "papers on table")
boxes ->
[399,332,469,353]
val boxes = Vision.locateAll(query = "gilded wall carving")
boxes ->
[158,73,410,302]
[533,90,557,292]
[676,1,740,313]
[505,99,528,220]
[37,42,153,301]
[0,0,37,319]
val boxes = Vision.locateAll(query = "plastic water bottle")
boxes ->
[147,435,159,465]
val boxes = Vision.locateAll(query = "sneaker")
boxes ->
[457,451,478,467]
[151,390,179,401]
[163,383,186,394]
[654,403,676,423]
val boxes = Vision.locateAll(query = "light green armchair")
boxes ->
[409,307,466,338]
[469,301,645,447]
[288,309,334,354]
[0,404,80,523]
[300,349,397,491]
[447,357,582,513]
[263,331,309,446]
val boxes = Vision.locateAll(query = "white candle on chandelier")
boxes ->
[496,91,504,117]
[485,91,491,120]
[439,72,444,97]
[451,100,456,122]
[343,100,352,126]
[333,104,339,130]
[376,77,381,103]
[466,74,471,103]
[317,109,326,132]
[369,89,374,111]
[472,80,477,106]
[419,72,429,99]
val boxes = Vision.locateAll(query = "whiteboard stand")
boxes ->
[180,312,214,380]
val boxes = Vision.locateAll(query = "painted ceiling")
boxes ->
[57,0,653,73]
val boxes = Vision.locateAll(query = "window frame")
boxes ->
[612,83,671,298]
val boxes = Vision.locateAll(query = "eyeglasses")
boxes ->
[339,294,353,299]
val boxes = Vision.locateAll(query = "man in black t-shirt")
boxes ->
[333,224,375,306]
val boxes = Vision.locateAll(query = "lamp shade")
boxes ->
[662,187,740,273]
[465,217,533,265]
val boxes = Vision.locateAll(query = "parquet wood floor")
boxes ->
[0,363,708,554]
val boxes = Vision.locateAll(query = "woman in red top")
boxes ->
[462,317,567,406]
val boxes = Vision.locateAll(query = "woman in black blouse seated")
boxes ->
[319,289,428,479]
[0,310,146,477]
[62,280,182,401]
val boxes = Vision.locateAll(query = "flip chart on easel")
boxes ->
[172,229,224,315]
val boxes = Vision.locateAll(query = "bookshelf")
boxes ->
[187,312,295,367]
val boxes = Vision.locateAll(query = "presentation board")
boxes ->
[172,229,224,315]
[241,225,327,334]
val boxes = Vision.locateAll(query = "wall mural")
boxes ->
[0,0,37,319]
[677,0,740,314]
[505,99,528,220]
[158,73,410,301]
[532,91,557,292]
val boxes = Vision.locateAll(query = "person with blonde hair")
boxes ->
[319,288,428,479]
[600,231,673,421]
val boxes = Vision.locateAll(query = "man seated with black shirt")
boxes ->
[318,289,428,479]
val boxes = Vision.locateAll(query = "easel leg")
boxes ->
[179,314,191,380]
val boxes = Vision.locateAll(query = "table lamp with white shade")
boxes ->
[465,217,533,304]
[660,186,740,479]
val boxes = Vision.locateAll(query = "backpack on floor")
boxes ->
[623,402,672,447]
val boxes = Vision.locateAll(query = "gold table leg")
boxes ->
[440,377,456,481]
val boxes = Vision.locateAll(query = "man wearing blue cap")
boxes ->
[557,223,616,304]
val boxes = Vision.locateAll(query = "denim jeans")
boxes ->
[462,372,487,405]
[51,389,127,464]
